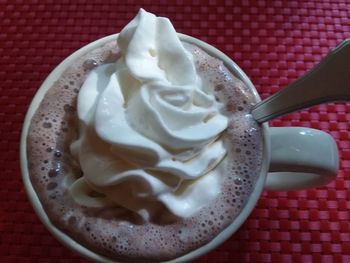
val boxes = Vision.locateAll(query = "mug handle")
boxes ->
[265,127,339,191]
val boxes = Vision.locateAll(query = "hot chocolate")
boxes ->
[26,10,263,262]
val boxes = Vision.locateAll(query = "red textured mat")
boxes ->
[1,1,350,262]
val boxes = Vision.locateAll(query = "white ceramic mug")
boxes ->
[20,34,339,262]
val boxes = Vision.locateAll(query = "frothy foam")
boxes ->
[26,40,263,261]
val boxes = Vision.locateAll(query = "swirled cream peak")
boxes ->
[70,9,229,220]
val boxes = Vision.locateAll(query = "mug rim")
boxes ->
[20,33,270,262]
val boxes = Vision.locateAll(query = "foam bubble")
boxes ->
[83,59,98,70]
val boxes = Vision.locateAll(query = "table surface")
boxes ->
[1,1,350,262]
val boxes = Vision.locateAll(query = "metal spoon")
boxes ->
[251,39,350,123]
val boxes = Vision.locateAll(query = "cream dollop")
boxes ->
[70,9,229,220]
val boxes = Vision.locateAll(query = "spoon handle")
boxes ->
[251,39,350,123]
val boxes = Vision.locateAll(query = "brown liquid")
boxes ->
[26,40,263,262]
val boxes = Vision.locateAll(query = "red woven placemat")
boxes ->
[1,1,350,262]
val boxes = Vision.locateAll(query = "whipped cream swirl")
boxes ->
[70,9,229,220]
